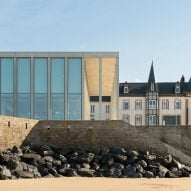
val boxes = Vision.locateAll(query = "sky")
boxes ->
[0,0,191,83]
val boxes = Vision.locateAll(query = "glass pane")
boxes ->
[51,94,64,120]
[18,58,30,93]
[68,58,82,93]
[34,94,47,119]
[1,58,14,93]
[68,94,81,120]
[0,94,13,116]
[18,94,30,118]
[34,58,47,93]
[51,58,65,93]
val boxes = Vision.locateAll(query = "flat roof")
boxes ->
[0,52,119,58]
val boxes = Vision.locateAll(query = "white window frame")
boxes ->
[149,115,156,125]
[148,100,156,109]
[151,83,154,91]
[135,115,142,126]
[124,86,129,93]
[162,99,169,110]
[90,105,95,113]
[105,104,110,113]
[123,100,129,110]
[123,114,129,123]
[175,99,181,110]
[175,86,180,94]
[135,100,142,110]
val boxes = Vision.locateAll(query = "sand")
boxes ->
[0,177,191,191]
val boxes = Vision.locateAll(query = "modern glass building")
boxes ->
[0,52,119,120]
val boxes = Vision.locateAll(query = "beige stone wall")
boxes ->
[119,96,191,126]
[0,115,38,150]
[1,116,191,162]
[119,97,145,125]
[0,116,168,155]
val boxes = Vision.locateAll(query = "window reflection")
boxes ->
[1,94,13,116]
[34,94,47,119]
[18,58,30,93]
[18,94,30,118]
[68,94,81,120]
[51,94,64,120]
[1,58,14,93]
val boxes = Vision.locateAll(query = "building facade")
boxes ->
[0,52,119,120]
[119,63,191,126]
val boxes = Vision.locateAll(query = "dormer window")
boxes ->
[124,86,129,93]
[151,83,154,91]
[175,85,180,94]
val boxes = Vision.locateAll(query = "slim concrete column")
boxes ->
[115,56,119,120]
[30,57,34,119]
[81,56,84,120]
[99,57,102,120]
[64,57,68,120]
[13,56,17,116]
[47,56,51,119]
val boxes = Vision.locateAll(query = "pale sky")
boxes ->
[0,0,191,83]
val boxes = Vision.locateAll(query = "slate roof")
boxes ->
[119,81,191,96]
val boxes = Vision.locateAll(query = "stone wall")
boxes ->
[0,116,38,150]
[1,116,191,163]
[140,126,191,154]
[0,116,168,155]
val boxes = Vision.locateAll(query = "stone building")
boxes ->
[119,63,191,126]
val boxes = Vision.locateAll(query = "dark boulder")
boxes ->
[114,154,127,164]
[143,171,155,178]
[15,170,34,178]
[78,168,95,177]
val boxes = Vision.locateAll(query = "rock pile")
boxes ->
[0,145,191,180]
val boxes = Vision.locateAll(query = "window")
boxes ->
[149,115,156,125]
[124,86,128,93]
[51,94,64,120]
[135,115,142,126]
[135,100,142,110]
[51,58,65,120]
[106,104,110,113]
[51,58,65,93]
[17,58,31,118]
[162,99,169,110]
[34,58,48,119]
[68,58,82,120]
[175,86,180,94]
[148,100,156,109]
[123,115,129,123]
[90,105,95,113]
[123,100,129,110]
[175,99,181,109]
[0,58,14,116]
[151,83,154,91]
[162,115,181,125]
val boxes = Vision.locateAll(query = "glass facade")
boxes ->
[51,58,65,120]
[34,58,48,119]
[67,58,82,120]
[0,56,83,120]
[0,58,14,115]
[17,58,31,118]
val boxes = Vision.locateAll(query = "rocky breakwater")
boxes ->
[1,145,191,180]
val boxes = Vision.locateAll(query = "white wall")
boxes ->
[90,102,111,120]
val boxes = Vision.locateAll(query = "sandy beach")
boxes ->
[0,177,191,191]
